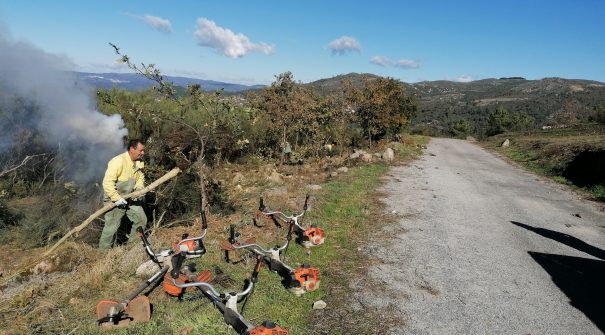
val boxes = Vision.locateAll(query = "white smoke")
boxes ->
[0,31,128,182]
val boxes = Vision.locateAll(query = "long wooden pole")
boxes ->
[43,167,181,257]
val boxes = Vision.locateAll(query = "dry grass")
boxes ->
[0,136,429,334]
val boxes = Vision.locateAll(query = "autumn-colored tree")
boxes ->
[345,77,416,145]
[252,72,315,163]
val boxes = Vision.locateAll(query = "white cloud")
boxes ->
[370,55,391,67]
[394,59,420,69]
[450,74,473,82]
[143,14,173,33]
[370,56,421,70]
[194,18,275,58]
[328,36,362,55]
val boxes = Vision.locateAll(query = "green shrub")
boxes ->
[591,184,605,201]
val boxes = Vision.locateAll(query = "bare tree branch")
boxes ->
[0,154,47,178]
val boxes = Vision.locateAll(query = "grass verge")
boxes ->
[481,127,605,201]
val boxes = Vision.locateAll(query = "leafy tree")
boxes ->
[346,77,416,145]
[486,106,534,136]
[251,72,315,163]
[450,119,473,138]
[589,102,605,124]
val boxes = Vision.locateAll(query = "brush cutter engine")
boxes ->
[288,264,321,296]
[295,226,325,247]
[246,321,289,335]
[172,234,206,259]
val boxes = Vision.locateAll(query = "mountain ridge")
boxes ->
[75,71,265,93]
[304,73,605,131]
[79,71,605,131]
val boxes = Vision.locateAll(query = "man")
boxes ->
[99,139,147,249]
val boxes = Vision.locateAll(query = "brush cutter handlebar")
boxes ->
[170,251,258,300]
[257,195,307,229]
[170,252,278,334]
[136,224,207,266]
[136,227,162,268]
[226,224,289,256]
[222,226,319,295]
[173,206,208,252]
[257,196,326,248]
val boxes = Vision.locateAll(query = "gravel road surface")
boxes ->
[357,138,605,334]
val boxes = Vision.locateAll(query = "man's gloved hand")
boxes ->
[114,198,127,207]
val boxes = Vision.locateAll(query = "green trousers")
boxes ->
[98,204,146,250]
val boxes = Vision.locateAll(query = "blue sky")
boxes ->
[1,0,604,85]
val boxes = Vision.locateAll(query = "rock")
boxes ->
[329,172,338,177]
[232,172,244,184]
[267,170,283,183]
[136,259,160,278]
[349,149,368,160]
[32,260,56,275]
[501,139,510,147]
[69,297,81,305]
[383,148,395,161]
[337,166,349,173]
[466,136,477,142]
[361,153,373,163]
[307,184,322,191]
[266,186,288,196]
[313,300,327,310]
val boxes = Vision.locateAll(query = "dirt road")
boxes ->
[357,138,605,334]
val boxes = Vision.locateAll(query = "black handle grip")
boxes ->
[251,255,262,283]
[303,194,310,211]
[286,220,295,241]
[137,227,160,265]
[228,224,237,244]
[259,197,265,212]
[137,227,151,247]
[170,252,186,279]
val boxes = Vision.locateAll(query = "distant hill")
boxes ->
[80,71,605,133]
[409,77,605,130]
[75,72,265,93]
[305,73,605,132]
[305,73,381,95]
